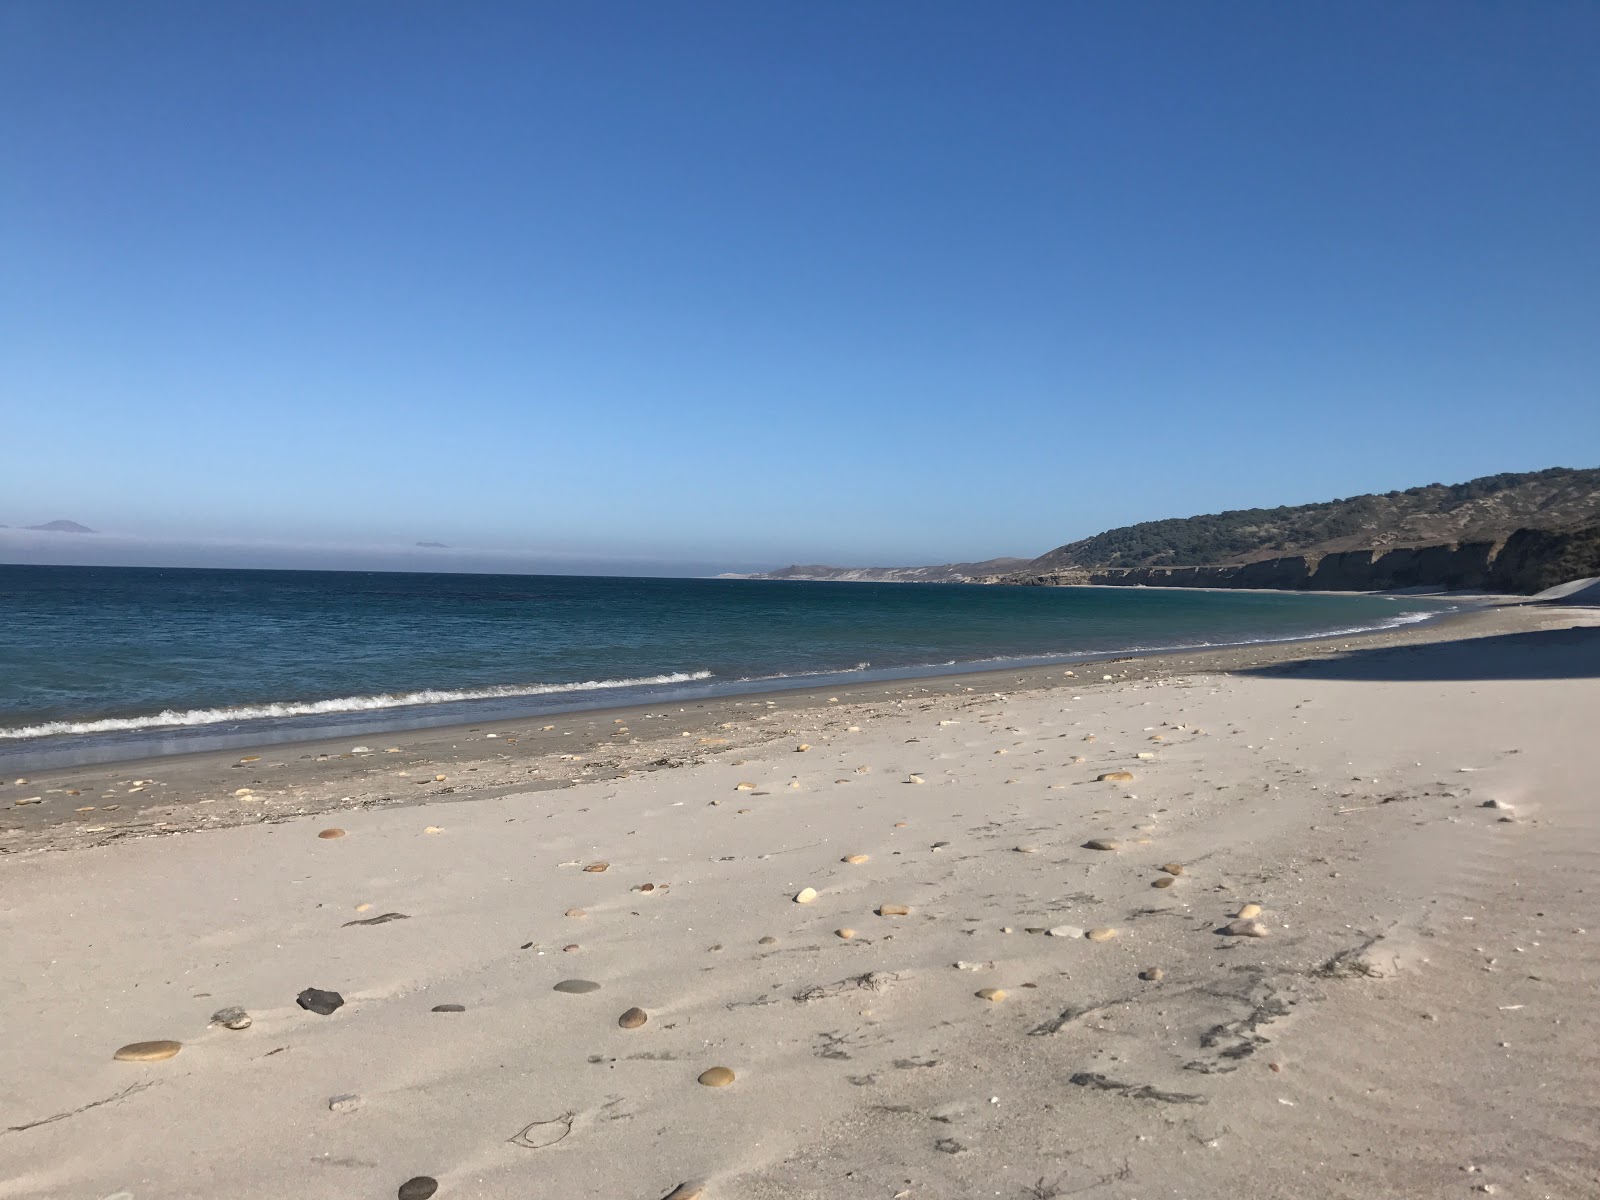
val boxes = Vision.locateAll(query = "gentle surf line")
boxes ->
[0,671,716,740]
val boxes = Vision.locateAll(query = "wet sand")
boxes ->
[3,600,1599,1199]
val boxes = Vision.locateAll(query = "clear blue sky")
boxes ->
[3,0,1597,573]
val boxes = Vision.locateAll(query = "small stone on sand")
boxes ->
[553,979,601,994]
[1097,771,1134,783]
[297,988,345,1015]
[583,862,609,873]
[796,743,811,752]
[661,1184,706,1200]
[114,1040,181,1062]
[907,774,925,784]
[1048,925,1084,938]
[211,1006,251,1030]
[619,1007,649,1028]
[842,854,869,864]
[1222,919,1269,938]
[698,1066,736,1087]
[976,987,1007,1001]
[835,928,856,939]
[1160,862,1185,875]
[877,904,911,916]
[563,943,580,952]
[328,1093,361,1113]
[1084,838,1120,851]
[317,828,345,839]
[735,782,755,791]
[431,1004,466,1013]
[1236,903,1263,919]
[1086,927,1118,941]
[794,887,819,904]
[1151,876,1176,888]
[758,935,777,945]
[397,1178,439,1200]
[1139,966,1165,981]
[565,908,586,918]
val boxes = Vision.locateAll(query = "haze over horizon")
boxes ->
[4,2,1598,574]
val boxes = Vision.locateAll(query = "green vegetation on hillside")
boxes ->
[1028,467,1600,571]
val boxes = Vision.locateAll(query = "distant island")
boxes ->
[416,541,450,549]
[749,467,1600,595]
[20,519,96,534]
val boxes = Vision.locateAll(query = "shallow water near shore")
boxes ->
[0,564,1453,765]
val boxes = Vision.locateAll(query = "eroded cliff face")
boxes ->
[1009,525,1600,594]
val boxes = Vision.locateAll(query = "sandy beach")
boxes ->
[4,600,1599,1199]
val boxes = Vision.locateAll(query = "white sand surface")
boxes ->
[4,608,1599,1199]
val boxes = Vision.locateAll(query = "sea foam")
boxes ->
[0,671,715,740]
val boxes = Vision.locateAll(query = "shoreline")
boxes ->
[0,597,1546,856]
[0,592,1473,771]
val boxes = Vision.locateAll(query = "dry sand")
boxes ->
[3,602,1599,1199]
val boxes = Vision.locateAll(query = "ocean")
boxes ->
[0,564,1453,766]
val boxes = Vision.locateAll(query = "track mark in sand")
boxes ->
[1069,1072,1207,1105]
[794,971,903,1003]
[508,1111,576,1149]
[4,1081,155,1135]
[1029,996,1135,1037]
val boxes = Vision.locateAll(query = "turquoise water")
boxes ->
[0,564,1452,763]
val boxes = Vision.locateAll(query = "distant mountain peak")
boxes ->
[25,519,95,533]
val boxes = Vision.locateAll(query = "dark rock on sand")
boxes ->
[211,1006,252,1030]
[297,988,345,1015]
[431,1004,466,1013]
[397,1177,439,1200]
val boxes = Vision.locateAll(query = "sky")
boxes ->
[2,0,1597,574]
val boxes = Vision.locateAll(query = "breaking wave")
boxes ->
[0,671,715,740]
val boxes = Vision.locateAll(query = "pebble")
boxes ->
[1014,845,1038,854]
[1222,919,1269,938]
[431,1004,466,1013]
[1097,771,1134,783]
[397,1177,439,1200]
[758,935,777,945]
[735,782,756,791]
[907,774,925,784]
[1236,903,1263,919]
[114,1040,181,1062]
[563,944,580,953]
[317,828,346,839]
[1047,923,1086,938]
[297,988,345,1015]
[842,854,869,864]
[877,904,912,916]
[1160,862,1185,875]
[697,1066,736,1087]
[1152,876,1176,889]
[975,988,1006,1002]
[1086,927,1118,941]
[583,862,609,873]
[835,928,856,939]
[661,1184,706,1200]
[328,1093,361,1113]
[553,979,601,994]
[1083,838,1120,851]
[565,908,586,918]
[618,1007,649,1029]
[211,1006,252,1030]
[794,887,819,904]
[796,743,811,752]
[1139,967,1165,981]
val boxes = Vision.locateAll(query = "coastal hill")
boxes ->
[750,467,1600,593]
[1025,467,1600,571]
